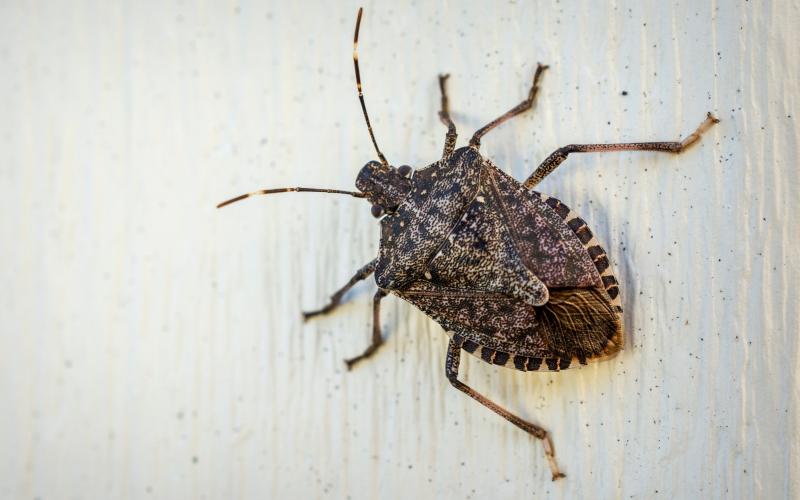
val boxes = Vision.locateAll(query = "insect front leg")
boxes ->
[303,259,377,320]
[344,289,388,370]
[438,74,458,156]
[445,336,566,481]
[523,112,720,189]
[469,63,548,149]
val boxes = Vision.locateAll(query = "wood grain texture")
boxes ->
[1,1,798,498]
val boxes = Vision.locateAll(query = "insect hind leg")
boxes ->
[445,336,566,481]
[469,63,548,149]
[303,259,376,320]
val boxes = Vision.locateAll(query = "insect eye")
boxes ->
[398,165,413,178]
[370,204,384,218]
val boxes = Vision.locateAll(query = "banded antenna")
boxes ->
[353,7,389,166]
[216,8,384,210]
[217,187,365,209]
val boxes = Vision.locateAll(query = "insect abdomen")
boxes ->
[453,333,583,372]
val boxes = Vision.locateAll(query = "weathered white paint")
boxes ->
[1,1,798,498]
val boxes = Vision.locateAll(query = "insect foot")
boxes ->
[542,434,567,481]
[677,112,720,152]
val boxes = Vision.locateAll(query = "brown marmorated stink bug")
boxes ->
[218,8,719,480]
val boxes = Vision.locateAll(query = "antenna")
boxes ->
[353,7,389,166]
[217,187,366,209]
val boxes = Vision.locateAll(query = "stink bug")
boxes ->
[218,8,719,481]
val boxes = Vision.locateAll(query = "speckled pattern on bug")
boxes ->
[218,7,719,481]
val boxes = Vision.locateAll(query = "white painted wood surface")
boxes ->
[2,1,798,498]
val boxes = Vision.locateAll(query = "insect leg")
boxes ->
[344,289,388,370]
[468,63,548,148]
[523,112,720,189]
[445,336,566,481]
[303,259,377,320]
[438,74,458,156]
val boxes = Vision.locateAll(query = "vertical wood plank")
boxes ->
[0,1,797,498]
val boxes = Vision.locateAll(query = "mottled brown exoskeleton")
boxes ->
[219,8,719,481]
